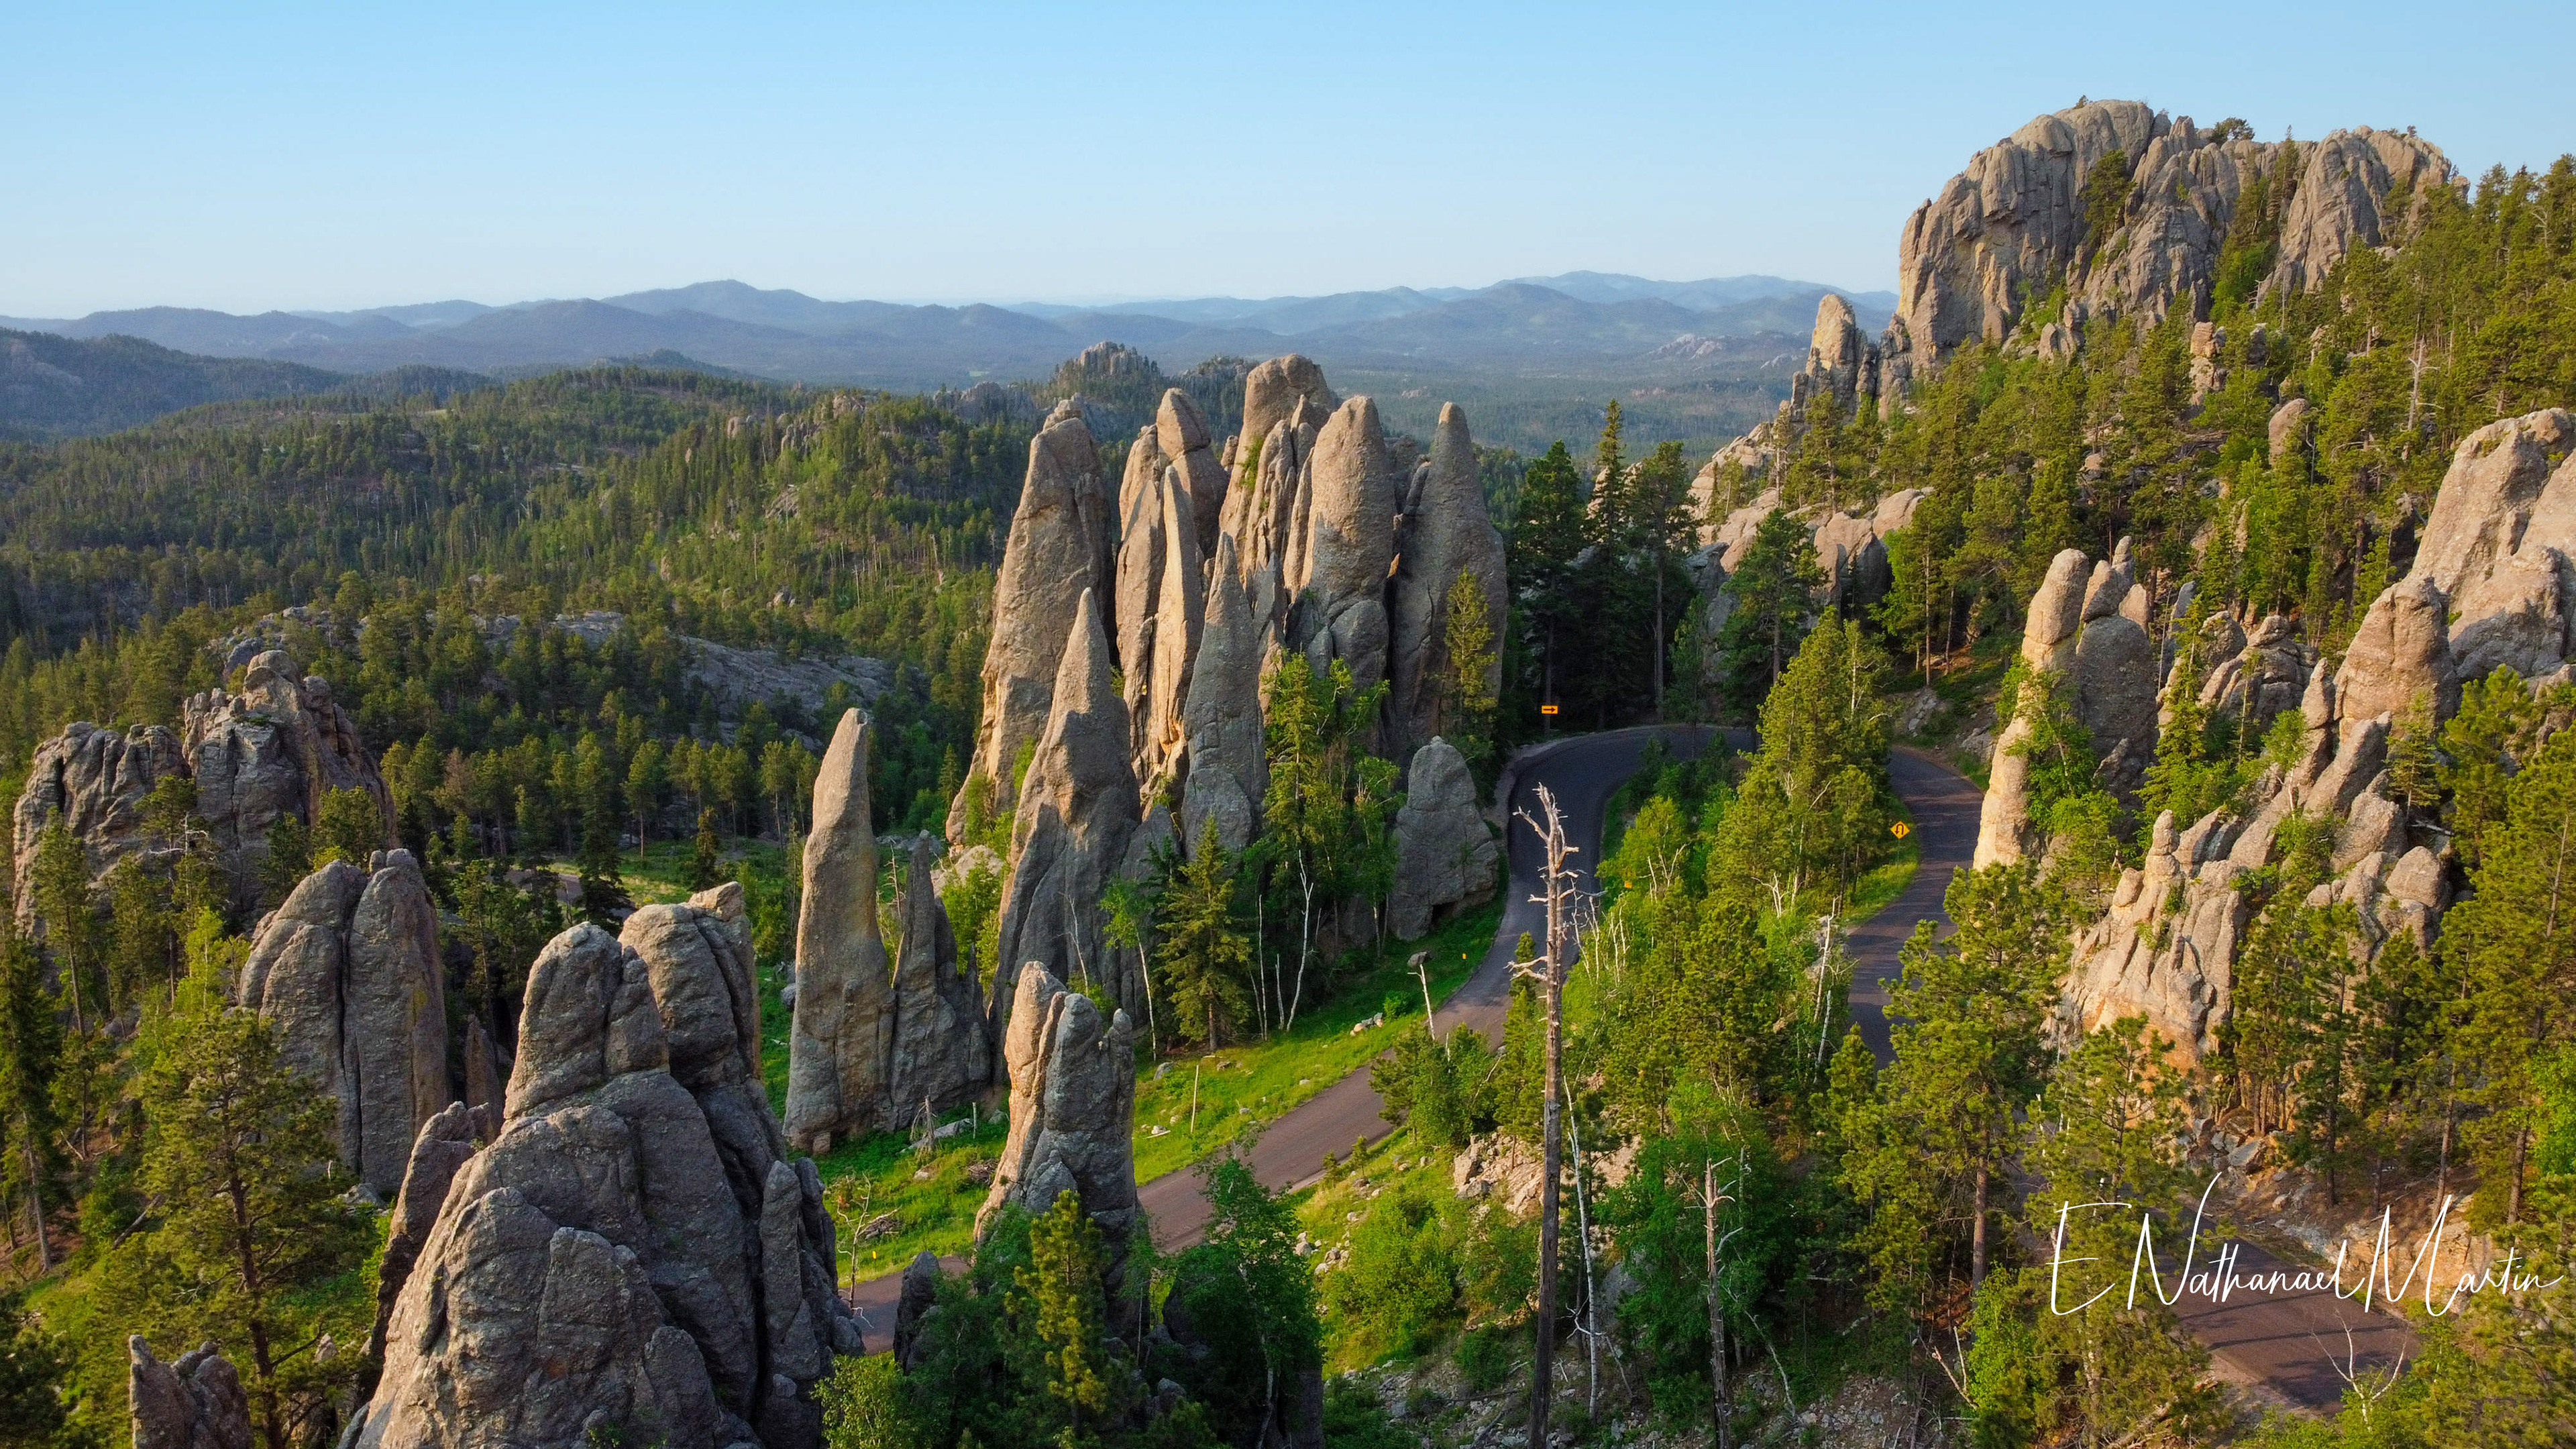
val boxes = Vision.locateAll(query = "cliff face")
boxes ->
[957,357,1501,1042]
[1892,100,2451,364]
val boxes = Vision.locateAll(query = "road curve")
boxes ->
[1849,747,2412,1414]
[854,733,2414,1414]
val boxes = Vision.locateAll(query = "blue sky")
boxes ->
[3,1,2568,315]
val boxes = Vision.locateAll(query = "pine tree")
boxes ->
[1505,441,1591,728]
[313,786,384,869]
[1715,510,1826,712]
[1844,864,2067,1305]
[1436,568,1499,769]
[1015,1190,1111,1440]
[1157,820,1252,1049]
[0,909,62,1272]
[688,806,724,890]
[2443,724,2576,1225]
[134,1006,370,1449]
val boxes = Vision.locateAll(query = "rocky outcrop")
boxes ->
[352,902,856,1449]
[784,724,990,1152]
[2061,670,2416,1063]
[236,850,451,1197]
[129,1338,252,1449]
[883,837,992,1124]
[786,709,894,1151]
[1288,397,1399,696]
[1973,544,2158,867]
[368,1102,482,1360]
[1389,404,1508,759]
[994,590,1141,1025]
[2195,612,2314,735]
[1235,355,1336,480]
[1177,535,1269,855]
[975,965,1138,1307]
[949,402,1114,840]
[1894,101,2450,364]
[11,649,386,923]
[2053,411,2576,1065]
[1157,388,1228,559]
[1386,739,1497,940]
[1138,466,1205,790]
[184,650,392,912]
[1790,293,1879,416]
[9,721,186,928]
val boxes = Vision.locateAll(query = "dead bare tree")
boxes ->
[1513,784,1580,1446]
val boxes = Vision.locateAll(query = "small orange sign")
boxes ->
[1890,821,1912,839]
[1540,704,1560,715]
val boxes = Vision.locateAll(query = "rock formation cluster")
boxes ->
[1893,99,2451,365]
[11,648,389,923]
[947,356,1503,1034]
[352,884,859,1449]
[1994,408,2576,1063]
[235,849,453,1197]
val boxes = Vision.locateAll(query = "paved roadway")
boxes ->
[1848,747,2413,1414]
[854,731,2415,1414]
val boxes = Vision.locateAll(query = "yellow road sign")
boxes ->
[1540,704,1560,715]
[1890,820,1912,839]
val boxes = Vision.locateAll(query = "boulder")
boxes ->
[236,850,451,1197]
[1236,356,1336,477]
[2268,398,2311,464]
[994,590,1141,1027]
[785,709,894,1152]
[351,914,854,1449]
[975,965,1139,1309]
[1974,549,2092,867]
[2410,409,2576,602]
[1389,403,1508,759]
[949,406,1114,841]
[129,1338,252,1449]
[1386,739,1497,941]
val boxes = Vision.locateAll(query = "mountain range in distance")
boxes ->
[0,273,1893,392]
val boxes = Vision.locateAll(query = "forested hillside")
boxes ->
[6,99,2576,1449]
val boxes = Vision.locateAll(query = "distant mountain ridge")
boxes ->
[1,273,1891,391]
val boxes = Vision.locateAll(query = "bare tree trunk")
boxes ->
[1706,1161,1730,1449]
[1516,787,1579,1448]
[1970,1163,1988,1292]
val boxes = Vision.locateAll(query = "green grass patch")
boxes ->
[806,1112,1008,1280]
[1130,904,1500,1185]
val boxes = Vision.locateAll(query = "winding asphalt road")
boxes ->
[854,731,2414,1414]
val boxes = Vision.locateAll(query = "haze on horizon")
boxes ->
[5,0,2569,319]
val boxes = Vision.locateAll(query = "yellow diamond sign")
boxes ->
[1890,820,1912,839]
